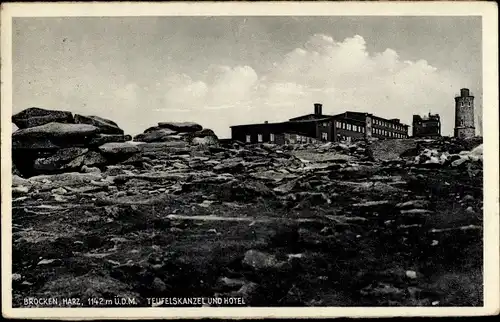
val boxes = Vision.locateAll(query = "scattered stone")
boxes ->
[218,277,247,289]
[242,250,281,270]
[151,277,168,293]
[81,165,101,173]
[406,270,418,279]
[37,258,61,266]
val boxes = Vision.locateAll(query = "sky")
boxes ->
[12,16,482,138]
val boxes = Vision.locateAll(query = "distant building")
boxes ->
[454,88,475,138]
[230,103,409,144]
[412,113,441,138]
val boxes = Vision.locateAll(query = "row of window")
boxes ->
[245,128,407,143]
[373,119,405,131]
[373,128,406,138]
[246,133,275,143]
[336,121,365,133]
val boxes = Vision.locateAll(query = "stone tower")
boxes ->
[454,88,475,138]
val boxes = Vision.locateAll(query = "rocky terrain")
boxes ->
[11,108,483,307]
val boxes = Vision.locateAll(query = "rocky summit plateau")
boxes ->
[11,107,483,307]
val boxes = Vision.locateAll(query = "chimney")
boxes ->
[460,88,470,97]
[314,103,323,115]
[264,121,268,124]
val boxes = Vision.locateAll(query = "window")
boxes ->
[321,132,328,141]
[257,134,263,142]
[270,133,275,142]
[336,121,341,128]
[322,122,328,127]
[348,124,352,131]
[246,135,251,143]
[353,125,358,132]
[361,127,365,133]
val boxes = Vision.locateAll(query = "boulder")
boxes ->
[133,129,179,143]
[89,134,132,146]
[191,136,219,146]
[98,142,140,155]
[192,128,217,138]
[12,107,74,129]
[82,151,108,167]
[74,114,124,135]
[157,122,202,133]
[33,147,89,172]
[242,250,286,270]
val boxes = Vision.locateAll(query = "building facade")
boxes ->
[454,88,475,139]
[230,103,409,144]
[412,113,441,137]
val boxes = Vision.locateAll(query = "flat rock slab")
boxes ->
[12,122,99,138]
[158,122,202,133]
[29,172,104,187]
[98,142,140,155]
[89,134,132,146]
[12,107,74,129]
[74,114,124,135]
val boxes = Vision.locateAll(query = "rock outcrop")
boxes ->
[133,121,219,146]
[12,109,220,177]
[11,108,134,177]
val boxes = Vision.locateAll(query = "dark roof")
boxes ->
[230,121,287,128]
[231,110,410,128]
[288,114,333,121]
[289,117,332,123]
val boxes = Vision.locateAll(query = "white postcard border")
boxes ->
[1,1,498,319]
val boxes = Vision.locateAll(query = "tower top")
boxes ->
[460,88,471,97]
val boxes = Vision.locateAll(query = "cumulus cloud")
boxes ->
[153,34,468,138]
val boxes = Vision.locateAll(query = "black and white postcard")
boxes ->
[1,1,499,319]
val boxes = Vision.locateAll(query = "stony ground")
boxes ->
[11,138,483,307]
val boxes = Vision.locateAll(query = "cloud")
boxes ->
[154,34,468,138]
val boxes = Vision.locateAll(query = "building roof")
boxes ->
[231,110,410,128]
[288,114,334,121]
[230,121,287,128]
